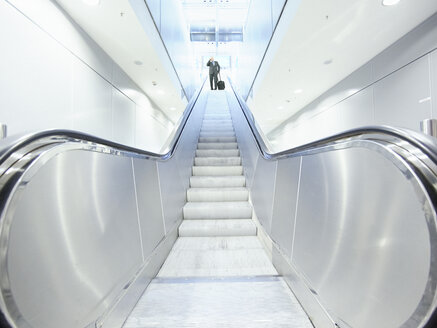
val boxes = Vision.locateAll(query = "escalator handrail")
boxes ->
[229,79,437,328]
[0,78,206,168]
[229,79,437,165]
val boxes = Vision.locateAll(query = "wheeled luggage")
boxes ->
[217,73,225,90]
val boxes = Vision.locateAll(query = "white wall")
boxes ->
[234,0,286,100]
[144,0,199,100]
[268,13,437,151]
[0,0,174,153]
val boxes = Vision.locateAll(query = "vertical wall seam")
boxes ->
[269,160,279,232]
[156,162,167,235]
[428,54,434,118]
[371,62,376,123]
[290,156,303,262]
[131,159,145,262]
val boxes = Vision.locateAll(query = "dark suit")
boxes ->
[207,60,220,90]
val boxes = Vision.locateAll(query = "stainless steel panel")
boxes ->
[293,147,431,328]
[226,92,260,187]
[270,157,301,258]
[374,54,432,131]
[132,158,165,259]
[157,91,206,233]
[431,49,437,118]
[250,157,277,234]
[6,150,143,328]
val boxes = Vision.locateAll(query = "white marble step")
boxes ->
[179,219,256,237]
[187,187,248,202]
[197,142,238,149]
[192,166,243,176]
[183,201,252,220]
[196,149,240,157]
[201,126,235,131]
[123,276,314,328]
[157,236,277,277]
[202,120,233,125]
[190,176,246,188]
[198,136,237,143]
[199,131,236,138]
[194,157,241,166]
[203,114,231,119]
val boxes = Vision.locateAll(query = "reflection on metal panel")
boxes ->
[294,146,431,328]
[7,150,143,328]
[226,91,259,187]
[132,158,165,259]
[270,157,301,258]
[250,157,277,233]
[157,92,206,233]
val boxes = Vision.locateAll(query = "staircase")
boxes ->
[123,91,313,328]
[179,100,256,238]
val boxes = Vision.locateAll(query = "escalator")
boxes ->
[123,91,312,328]
[0,83,437,328]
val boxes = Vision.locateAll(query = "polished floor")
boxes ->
[123,91,313,328]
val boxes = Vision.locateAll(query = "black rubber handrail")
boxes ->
[0,78,206,168]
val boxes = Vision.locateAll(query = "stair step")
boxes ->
[190,176,246,187]
[202,120,233,125]
[192,166,243,176]
[194,157,241,166]
[199,132,236,138]
[201,126,235,130]
[187,187,248,202]
[198,137,236,143]
[179,219,256,237]
[183,202,252,220]
[197,142,238,149]
[196,149,240,157]
[203,114,231,119]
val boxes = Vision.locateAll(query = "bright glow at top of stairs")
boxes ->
[82,0,100,6]
[382,0,400,6]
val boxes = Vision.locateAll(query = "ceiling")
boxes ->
[56,0,188,124]
[249,0,437,134]
[55,0,437,133]
[180,0,250,58]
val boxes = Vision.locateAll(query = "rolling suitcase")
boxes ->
[217,73,225,90]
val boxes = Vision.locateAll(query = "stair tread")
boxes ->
[179,219,256,237]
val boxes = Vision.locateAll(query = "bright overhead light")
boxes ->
[382,0,400,6]
[157,89,165,95]
[82,0,100,5]
[277,106,284,110]
[294,89,303,94]
[170,107,176,111]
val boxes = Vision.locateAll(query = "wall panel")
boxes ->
[0,0,175,153]
[374,55,432,130]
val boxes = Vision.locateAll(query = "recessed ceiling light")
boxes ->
[82,0,100,6]
[277,106,284,110]
[382,0,400,6]
[170,107,176,111]
[294,89,303,94]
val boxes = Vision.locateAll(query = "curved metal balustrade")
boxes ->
[228,81,437,328]
[0,79,437,327]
